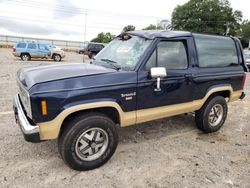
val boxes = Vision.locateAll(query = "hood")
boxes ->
[51,48,64,53]
[18,63,116,89]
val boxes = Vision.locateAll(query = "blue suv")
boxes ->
[13,41,65,62]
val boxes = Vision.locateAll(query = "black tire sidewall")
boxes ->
[202,96,228,132]
[60,114,118,171]
[54,54,61,62]
[88,53,92,59]
[21,54,30,61]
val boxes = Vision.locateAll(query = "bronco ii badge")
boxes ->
[121,92,136,101]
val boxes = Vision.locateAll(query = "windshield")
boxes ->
[94,35,151,71]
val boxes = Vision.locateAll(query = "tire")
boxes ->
[88,52,96,59]
[88,53,93,59]
[21,53,30,61]
[53,54,61,62]
[195,96,228,133]
[58,113,118,171]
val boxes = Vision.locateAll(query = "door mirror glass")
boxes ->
[150,67,167,78]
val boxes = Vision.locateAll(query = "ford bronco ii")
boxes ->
[13,30,248,170]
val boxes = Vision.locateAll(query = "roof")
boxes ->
[127,30,192,39]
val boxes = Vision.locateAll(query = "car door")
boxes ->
[27,43,39,58]
[38,44,50,58]
[136,37,195,123]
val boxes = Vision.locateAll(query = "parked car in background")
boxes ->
[13,41,65,62]
[244,50,250,68]
[78,42,105,58]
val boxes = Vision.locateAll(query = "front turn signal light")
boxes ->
[41,100,47,116]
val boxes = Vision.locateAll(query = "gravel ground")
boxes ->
[0,48,249,188]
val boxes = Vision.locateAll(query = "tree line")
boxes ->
[91,0,250,48]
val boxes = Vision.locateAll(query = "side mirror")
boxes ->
[150,67,167,78]
[150,67,167,91]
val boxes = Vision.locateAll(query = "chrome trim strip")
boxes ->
[193,72,244,78]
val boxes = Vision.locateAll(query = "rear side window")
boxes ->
[97,45,103,50]
[16,43,26,48]
[88,44,95,49]
[27,43,37,49]
[194,34,238,67]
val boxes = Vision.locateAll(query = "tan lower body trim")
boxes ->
[134,88,242,125]
[229,90,242,102]
[39,87,242,140]
[136,100,201,124]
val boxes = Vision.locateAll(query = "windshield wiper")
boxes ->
[100,58,121,70]
[100,58,117,64]
[229,62,239,66]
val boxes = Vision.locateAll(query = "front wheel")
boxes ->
[53,54,61,62]
[195,96,228,133]
[58,113,118,171]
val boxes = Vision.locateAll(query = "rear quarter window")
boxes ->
[194,34,238,67]
[16,43,27,48]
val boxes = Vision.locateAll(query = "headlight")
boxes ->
[18,81,32,118]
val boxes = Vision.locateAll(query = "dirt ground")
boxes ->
[0,48,249,188]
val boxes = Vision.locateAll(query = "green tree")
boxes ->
[122,25,136,32]
[143,24,164,30]
[238,21,250,48]
[171,0,242,35]
[91,32,104,43]
[240,21,250,39]
[158,19,171,30]
[91,32,115,43]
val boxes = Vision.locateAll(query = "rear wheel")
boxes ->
[195,96,228,133]
[58,113,118,171]
[21,54,30,61]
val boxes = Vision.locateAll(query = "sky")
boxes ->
[0,0,249,42]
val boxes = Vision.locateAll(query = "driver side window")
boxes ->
[145,41,188,70]
[39,45,46,50]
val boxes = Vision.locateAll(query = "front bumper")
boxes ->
[13,94,40,143]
